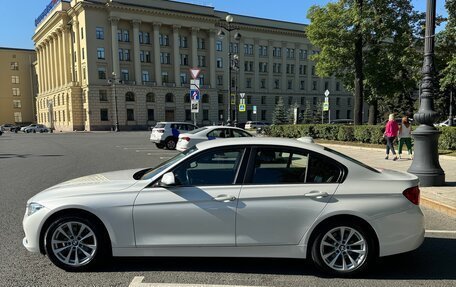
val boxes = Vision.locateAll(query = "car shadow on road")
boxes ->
[0,154,63,159]
[97,237,456,280]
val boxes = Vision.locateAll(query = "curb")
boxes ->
[421,196,456,217]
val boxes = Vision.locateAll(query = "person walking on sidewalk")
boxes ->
[384,114,399,161]
[398,116,413,159]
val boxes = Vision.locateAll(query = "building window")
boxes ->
[12,88,20,96]
[125,92,135,102]
[336,97,341,106]
[313,97,317,106]
[180,73,188,85]
[217,75,223,86]
[81,27,84,39]
[325,81,329,91]
[300,80,305,90]
[216,40,223,51]
[117,29,122,41]
[139,32,143,44]
[146,93,155,103]
[96,27,104,39]
[185,109,191,121]
[286,48,295,59]
[261,110,266,121]
[179,36,188,48]
[159,34,169,46]
[199,74,205,85]
[121,69,129,81]
[124,49,131,61]
[259,46,268,56]
[347,110,352,119]
[144,32,150,44]
[13,100,21,108]
[203,109,209,120]
[99,90,108,102]
[97,48,105,59]
[142,71,150,83]
[197,38,206,49]
[260,79,266,89]
[98,67,106,79]
[288,80,293,90]
[127,109,135,121]
[274,79,280,89]
[162,72,169,83]
[259,62,268,73]
[312,81,317,90]
[100,109,109,121]
[347,98,352,106]
[301,97,305,105]
[11,76,19,84]
[216,57,223,68]
[165,93,174,103]
[245,61,254,72]
[14,112,22,123]
[336,110,340,119]
[185,93,190,103]
[10,62,19,70]
[275,96,280,104]
[273,47,282,58]
[145,51,151,62]
[218,93,224,104]
[311,66,316,76]
[261,96,266,105]
[246,78,252,89]
[244,44,254,55]
[230,43,239,53]
[147,109,155,121]
[336,82,341,91]
[299,65,307,75]
[299,49,307,60]
[198,55,206,67]
[118,49,123,61]
[140,51,145,62]
[202,94,209,103]
[160,52,171,64]
[123,30,130,42]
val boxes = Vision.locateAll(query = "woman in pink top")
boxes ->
[384,114,399,161]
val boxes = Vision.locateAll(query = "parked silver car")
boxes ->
[23,137,424,276]
[21,124,49,133]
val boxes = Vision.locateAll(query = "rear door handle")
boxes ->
[305,191,329,198]
[213,195,237,202]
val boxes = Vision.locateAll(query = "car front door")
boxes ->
[133,146,247,247]
[236,147,342,246]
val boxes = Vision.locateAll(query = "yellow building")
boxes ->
[0,48,37,126]
[33,0,353,131]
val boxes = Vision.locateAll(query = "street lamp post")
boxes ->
[449,89,454,126]
[109,72,120,132]
[407,0,445,186]
[218,15,240,126]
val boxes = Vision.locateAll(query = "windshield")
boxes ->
[323,147,380,173]
[187,127,208,134]
[141,146,198,180]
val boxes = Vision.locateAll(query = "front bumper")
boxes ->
[22,207,50,254]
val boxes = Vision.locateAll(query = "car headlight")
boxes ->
[26,203,44,216]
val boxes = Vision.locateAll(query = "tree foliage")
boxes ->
[272,97,289,125]
[306,0,423,124]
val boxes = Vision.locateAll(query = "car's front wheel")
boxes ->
[44,216,106,271]
[311,221,375,277]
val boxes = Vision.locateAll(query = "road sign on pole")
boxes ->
[240,93,245,99]
[239,104,246,112]
[324,89,330,97]
[253,105,257,114]
[190,79,200,91]
[191,100,199,113]
[189,68,201,79]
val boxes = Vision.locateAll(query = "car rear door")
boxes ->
[236,146,342,246]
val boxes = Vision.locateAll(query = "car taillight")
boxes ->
[156,129,164,133]
[182,137,191,142]
[403,186,420,205]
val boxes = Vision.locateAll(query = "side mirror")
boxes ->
[160,172,176,187]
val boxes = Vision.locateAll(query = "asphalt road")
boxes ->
[0,132,455,287]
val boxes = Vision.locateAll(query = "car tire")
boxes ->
[311,221,376,277]
[44,216,108,272]
[33,130,36,133]
[155,143,165,149]
[165,137,177,150]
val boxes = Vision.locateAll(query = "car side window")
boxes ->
[172,148,244,186]
[306,154,341,184]
[252,148,309,184]
[207,129,227,139]
[232,130,251,137]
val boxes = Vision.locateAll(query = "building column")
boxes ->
[43,42,49,92]
[281,42,287,93]
[62,27,70,85]
[109,17,120,79]
[153,22,162,86]
[74,17,82,83]
[294,43,300,91]
[52,34,60,88]
[49,37,56,90]
[254,38,260,93]
[191,27,199,67]
[173,25,181,87]
[268,41,274,92]
[132,19,142,85]
[57,30,64,88]
[36,47,43,94]
[209,29,216,89]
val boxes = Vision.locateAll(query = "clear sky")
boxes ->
[0,0,448,50]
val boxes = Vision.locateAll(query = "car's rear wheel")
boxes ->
[165,137,177,150]
[44,216,106,271]
[155,143,164,149]
[33,130,36,133]
[311,222,375,277]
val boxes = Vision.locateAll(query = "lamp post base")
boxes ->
[407,125,445,187]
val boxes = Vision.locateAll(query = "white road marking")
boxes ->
[129,276,267,287]
[425,230,456,234]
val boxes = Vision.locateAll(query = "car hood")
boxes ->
[28,169,144,203]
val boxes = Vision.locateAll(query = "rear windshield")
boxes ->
[187,127,208,134]
[154,123,166,129]
[323,147,380,173]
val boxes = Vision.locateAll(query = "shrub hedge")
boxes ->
[264,124,456,151]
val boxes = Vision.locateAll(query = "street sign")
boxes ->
[323,102,329,111]
[324,89,330,97]
[190,90,200,101]
[190,79,200,91]
[324,96,329,103]
[189,68,201,79]
[191,100,199,113]
[239,104,246,112]
[253,105,257,114]
[240,93,245,99]
[240,98,246,105]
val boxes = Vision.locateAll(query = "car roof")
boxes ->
[195,137,325,152]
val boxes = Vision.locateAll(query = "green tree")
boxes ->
[272,97,288,125]
[306,0,422,125]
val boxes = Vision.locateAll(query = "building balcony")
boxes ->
[142,81,157,86]
[163,82,176,87]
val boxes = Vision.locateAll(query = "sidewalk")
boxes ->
[321,143,456,217]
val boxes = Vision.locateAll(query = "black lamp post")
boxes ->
[407,0,445,186]
[218,15,240,126]
[109,72,120,132]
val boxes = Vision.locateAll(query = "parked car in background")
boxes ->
[435,118,456,127]
[23,137,424,275]
[150,122,198,150]
[1,124,18,132]
[22,124,49,133]
[245,121,270,130]
[176,126,253,152]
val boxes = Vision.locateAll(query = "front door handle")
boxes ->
[305,191,329,199]
[213,194,237,202]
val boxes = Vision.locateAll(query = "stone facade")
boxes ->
[33,0,354,131]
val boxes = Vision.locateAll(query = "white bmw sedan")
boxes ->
[176,126,253,152]
[23,137,424,276]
